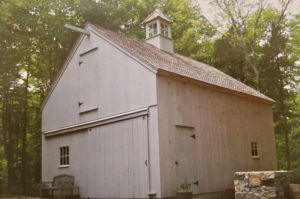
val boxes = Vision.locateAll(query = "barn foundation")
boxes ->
[234,171,294,199]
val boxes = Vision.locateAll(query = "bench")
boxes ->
[41,174,80,199]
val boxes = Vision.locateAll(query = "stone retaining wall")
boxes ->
[234,171,293,199]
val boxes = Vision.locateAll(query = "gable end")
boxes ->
[41,33,86,110]
[41,24,158,110]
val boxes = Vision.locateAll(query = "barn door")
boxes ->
[87,116,149,198]
[175,126,198,193]
[79,48,99,113]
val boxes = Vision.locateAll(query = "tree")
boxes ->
[79,0,216,59]
[211,0,292,90]
[290,92,300,180]
[0,0,82,193]
[211,0,299,171]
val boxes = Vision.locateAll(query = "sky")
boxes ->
[196,0,300,22]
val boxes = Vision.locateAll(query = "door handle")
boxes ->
[193,180,199,186]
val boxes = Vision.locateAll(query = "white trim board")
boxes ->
[44,107,150,137]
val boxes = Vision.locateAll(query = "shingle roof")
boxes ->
[142,9,173,24]
[89,23,274,103]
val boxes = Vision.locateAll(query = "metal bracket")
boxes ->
[190,134,196,139]
[65,24,90,36]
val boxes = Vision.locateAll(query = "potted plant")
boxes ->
[174,177,193,199]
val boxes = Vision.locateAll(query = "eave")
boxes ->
[157,69,275,105]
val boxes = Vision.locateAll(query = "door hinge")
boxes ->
[190,134,196,139]
[145,160,147,166]
[78,102,83,107]
[79,61,83,66]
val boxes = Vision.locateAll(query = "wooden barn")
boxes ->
[41,9,277,199]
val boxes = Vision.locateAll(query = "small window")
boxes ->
[161,23,169,37]
[251,142,258,157]
[60,146,69,166]
[148,22,157,37]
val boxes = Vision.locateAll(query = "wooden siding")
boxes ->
[41,130,89,196]
[42,29,157,132]
[175,126,198,193]
[42,115,156,198]
[79,47,99,113]
[87,116,149,198]
[156,75,277,197]
[147,106,162,198]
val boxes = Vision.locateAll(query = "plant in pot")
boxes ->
[174,177,193,199]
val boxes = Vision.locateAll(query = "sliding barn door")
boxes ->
[87,116,149,198]
[175,126,199,193]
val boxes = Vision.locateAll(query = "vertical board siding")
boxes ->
[42,30,157,132]
[42,116,150,198]
[157,75,277,197]
[79,49,99,113]
[88,116,149,198]
[147,106,162,198]
[42,130,90,197]
[175,127,198,193]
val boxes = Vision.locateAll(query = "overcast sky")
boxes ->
[196,0,300,22]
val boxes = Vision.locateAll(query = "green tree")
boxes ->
[290,92,300,180]
[0,0,82,193]
[79,0,216,59]
[211,0,299,172]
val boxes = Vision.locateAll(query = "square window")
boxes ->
[60,146,69,166]
[251,142,258,157]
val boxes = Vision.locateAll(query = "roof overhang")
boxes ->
[157,69,275,105]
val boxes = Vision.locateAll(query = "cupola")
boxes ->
[142,9,173,53]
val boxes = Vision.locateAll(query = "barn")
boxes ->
[41,9,277,199]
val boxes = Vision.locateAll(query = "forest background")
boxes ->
[0,0,299,194]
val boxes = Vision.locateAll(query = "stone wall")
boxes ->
[234,171,294,199]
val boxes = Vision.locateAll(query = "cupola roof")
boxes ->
[142,9,173,25]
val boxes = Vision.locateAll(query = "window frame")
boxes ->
[148,21,158,37]
[59,146,70,167]
[251,142,259,158]
[160,22,169,37]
